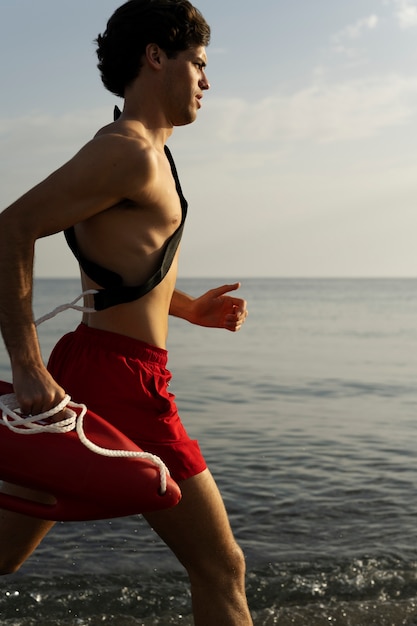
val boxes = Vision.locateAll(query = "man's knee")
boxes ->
[0,500,54,577]
[188,540,247,586]
[221,543,247,579]
[0,555,24,576]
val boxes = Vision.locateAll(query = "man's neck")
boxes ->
[120,92,174,148]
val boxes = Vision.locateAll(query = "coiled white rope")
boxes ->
[0,393,168,495]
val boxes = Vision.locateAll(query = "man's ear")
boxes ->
[145,43,164,70]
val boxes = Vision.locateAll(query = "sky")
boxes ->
[1,0,417,278]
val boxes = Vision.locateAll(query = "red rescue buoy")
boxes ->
[0,381,181,521]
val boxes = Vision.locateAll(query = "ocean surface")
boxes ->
[1,277,417,625]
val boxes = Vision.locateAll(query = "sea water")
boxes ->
[1,277,417,625]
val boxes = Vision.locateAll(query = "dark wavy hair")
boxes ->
[95,0,211,98]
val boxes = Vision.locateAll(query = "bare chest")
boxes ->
[72,146,188,288]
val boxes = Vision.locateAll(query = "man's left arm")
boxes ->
[169,283,248,332]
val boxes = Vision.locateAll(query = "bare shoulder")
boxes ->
[0,122,162,239]
[72,125,159,194]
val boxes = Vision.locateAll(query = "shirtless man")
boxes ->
[0,1,252,624]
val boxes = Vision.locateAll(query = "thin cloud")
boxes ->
[333,14,379,41]
[392,0,417,28]
[331,14,379,58]
[200,73,417,146]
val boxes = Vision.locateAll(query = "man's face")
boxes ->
[164,46,210,126]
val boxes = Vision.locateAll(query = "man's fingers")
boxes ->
[211,282,241,298]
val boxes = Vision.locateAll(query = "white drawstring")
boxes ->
[34,290,98,326]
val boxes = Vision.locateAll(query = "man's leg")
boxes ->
[0,482,55,575]
[143,468,253,626]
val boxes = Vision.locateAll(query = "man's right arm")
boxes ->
[0,206,65,416]
[0,132,154,415]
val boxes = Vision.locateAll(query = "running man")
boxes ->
[0,1,252,624]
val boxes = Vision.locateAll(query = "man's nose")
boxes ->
[200,72,210,90]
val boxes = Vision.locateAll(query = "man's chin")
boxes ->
[173,111,198,127]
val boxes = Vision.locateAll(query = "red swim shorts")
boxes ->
[47,323,207,483]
